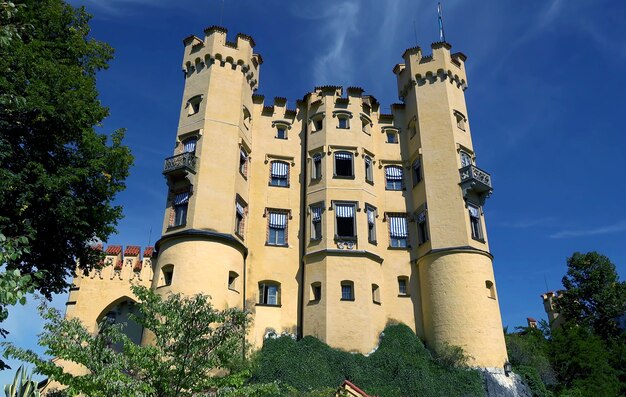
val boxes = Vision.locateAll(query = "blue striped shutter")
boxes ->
[389,216,408,238]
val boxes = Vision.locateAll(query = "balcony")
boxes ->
[163,152,197,177]
[459,165,493,204]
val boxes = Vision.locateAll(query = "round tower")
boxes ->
[394,42,508,368]
[152,27,260,312]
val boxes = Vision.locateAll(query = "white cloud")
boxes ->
[549,220,626,239]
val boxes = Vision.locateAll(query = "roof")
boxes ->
[143,246,155,258]
[124,245,141,256]
[105,245,122,255]
[335,380,379,397]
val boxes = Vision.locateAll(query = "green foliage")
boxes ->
[505,327,556,387]
[549,324,620,397]
[250,324,484,397]
[2,286,249,397]
[513,366,553,397]
[3,365,40,397]
[0,0,133,299]
[558,252,626,340]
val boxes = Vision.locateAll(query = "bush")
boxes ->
[250,324,484,397]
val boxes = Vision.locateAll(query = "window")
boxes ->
[366,205,377,243]
[187,95,202,115]
[311,205,322,240]
[311,282,321,301]
[235,201,246,237]
[460,151,472,168]
[171,191,190,227]
[182,137,197,153]
[228,271,239,291]
[337,115,349,129]
[386,131,398,144]
[408,117,417,139]
[412,159,422,186]
[486,280,496,299]
[361,118,371,134]
[334,151,354,178]
[385,165,403,190]
[364,156,373,183]
[311,153,322,180]
[372,284,380,304]
[388,214,408,248]
[468,204,483,241]
[335,203,356,238]
[270,161,289,187]
[416,211,428,245]
[398,276,409,296]
[239,148,248,177]
[341,280,354,301]
[276,126,287,139]
[242,106,251,130]
[162,265,174,286]
[267,211,287,246]
[314,118,323,132]
[259,282,280,305]
[454,110,466,131]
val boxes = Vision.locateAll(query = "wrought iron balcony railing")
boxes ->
[163,152,197,175]
[459,165,493,204]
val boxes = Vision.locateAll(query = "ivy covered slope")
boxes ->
[250,324,484,397]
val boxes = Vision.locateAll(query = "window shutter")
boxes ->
[334,152,352,160]
[183,138,197,153]
[269,212,287,228]
[468,206,480,218]
[236,202,245,216]
[312,207,322,222]
[173,192,190,205]
[271,161,288,177]
[335,204,354,218]
[389,216,408,238]
[385,166,403,180]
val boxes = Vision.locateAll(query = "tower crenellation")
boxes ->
[62,25,509,371]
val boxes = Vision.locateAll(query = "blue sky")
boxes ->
[4,0,626,383]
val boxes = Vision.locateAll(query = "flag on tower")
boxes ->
[438,2,446,42]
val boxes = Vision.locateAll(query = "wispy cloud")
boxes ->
[291,0,360,85]
[549,220,626,239]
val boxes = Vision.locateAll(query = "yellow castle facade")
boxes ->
[64,26,508,368]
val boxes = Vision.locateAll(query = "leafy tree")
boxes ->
[0,0,133,299]
[3,286,249,397]
[505,326,557,388]
[558,252,626,339]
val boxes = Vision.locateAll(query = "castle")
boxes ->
[64,26,508,369]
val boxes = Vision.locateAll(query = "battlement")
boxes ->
[394,41,468,101]
[252,94,298,119]
[83,244,155,282]
[182,26,262,91]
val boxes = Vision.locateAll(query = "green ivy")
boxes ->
[250,324,484,397]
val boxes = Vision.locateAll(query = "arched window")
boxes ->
[340,280,354,301]
[182,137,197,153]
[460,151,472,168]
[98,298,142,352]
[334,151,354,178]
[269,160,289,187]
[259,281,281,305]
[385,166,403,190]
[311,153,322,180]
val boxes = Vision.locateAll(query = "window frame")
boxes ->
[239,147,249,178]
[398,276,409,296]
[266,209,289,247]
[310,203,323,241]
[460,150,473,168]
[162,265,174,287]
[468,203,484,241]
[187,95,203,116]
[258,281,281,306]
[170,190,191,228]
[412,158,422,187]
[385,165,404,191]
[311,153,323,181]
[387,213,409,248]
[269,160,290,187]
[371,283,381,304]
[364,156,374,184]
[416,210,429,245]
[334,201,357,240]
[366,204,377,244]
[340,280,355,301]
[333,151,355,179]
[228,271,239,291]
[311,282,322,302]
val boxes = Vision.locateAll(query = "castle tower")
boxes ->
[393,42,507,367]
[154,27,261,313]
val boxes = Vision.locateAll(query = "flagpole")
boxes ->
[438,2,446,43]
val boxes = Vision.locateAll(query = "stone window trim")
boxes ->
[332,110,353,129]
[264,208,292,247]
[340,280,355,301]
[365,203,378,245]
[453,109,467,131]
[384,165,405,191]
[456,144,475,166]
[331,200,359,241]
[266,155,295,187]
[258,280,281,306]
[272,120,292,140]
[234,194,248,240]
[360,113,373,135]
[176,130,202,155]
[309,201,324,241]
[308,149,324,181]
[167,186,193,229]
[186,94,204,116]
[397,276,410,297]
[309,112,325,133]
[384,212,411,249]
[467,202,485,243]
[382,126,400,140]
[332,150,355,179]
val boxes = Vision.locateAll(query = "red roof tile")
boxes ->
[114,259,123,270]
[124,245,141,256]
[133,260,143,272]
[105,245,122,255]
[143,246,155,258]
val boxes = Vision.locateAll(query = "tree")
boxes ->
[3,285,250,397]
[558,252,626,339]
[0,0,133,298]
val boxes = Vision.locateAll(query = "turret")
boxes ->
[395,42,507,368]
